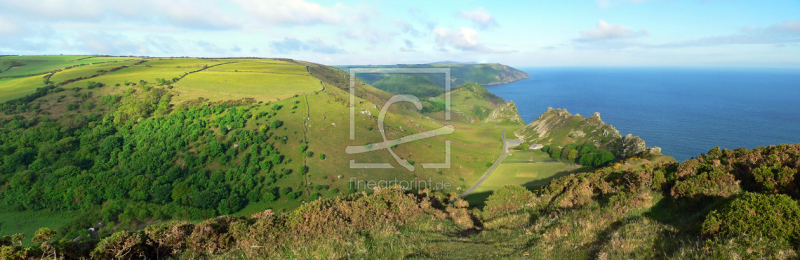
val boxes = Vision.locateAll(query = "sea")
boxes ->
[484,67,800,162]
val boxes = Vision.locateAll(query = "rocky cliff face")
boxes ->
[514,107,658,158]
[484,101,525,125]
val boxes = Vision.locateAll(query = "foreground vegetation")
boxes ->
[3,144,799,259]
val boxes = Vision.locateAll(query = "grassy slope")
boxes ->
[0,57,516,239]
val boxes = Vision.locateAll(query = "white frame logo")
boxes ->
[346,68,453,171]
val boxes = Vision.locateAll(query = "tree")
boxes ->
[10,233,24,246]
[567,149,579,161]
[32,227,57,243]
[318,154,325,160]
[550,147,562,159]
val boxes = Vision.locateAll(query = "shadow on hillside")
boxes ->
[519,166,596,190]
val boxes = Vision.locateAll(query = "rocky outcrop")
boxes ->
[515,108,658,159]
[621,134,646,157]
[484,101,525,125]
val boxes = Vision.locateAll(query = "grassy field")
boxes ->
[140,58,223,67]
[0,76,46,102]
[464,149,592,206]
[48,61,139,84]
[0,60,88,77]
[0,210,74,243]
[0,55,92,61]
[60,66,197,89]
[210,62,309,75]
[174,71,321,102]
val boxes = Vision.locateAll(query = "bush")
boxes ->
[750,164,796,194]
[270,120,283,129]
[483,186,536,221]
[671,167,740,199]
[702,192,800,241]
[66,103,79,111]
[86,81,103,89]
[318,154,325,160]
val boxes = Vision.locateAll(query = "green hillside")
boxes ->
[0,56,516,250]
[371,74,444,97]
[341,62,531,92]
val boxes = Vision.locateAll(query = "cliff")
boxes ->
[484,101,525,125]
[514,107,658,158]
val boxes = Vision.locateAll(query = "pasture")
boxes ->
[210,62,309,75]
[464,149,592,207]
[0,76,46,103]
[174,71,321,102]
[48,61,140,84]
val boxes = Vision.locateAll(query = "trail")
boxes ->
[459,126,509,199]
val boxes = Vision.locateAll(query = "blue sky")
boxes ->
[1,0,798,67]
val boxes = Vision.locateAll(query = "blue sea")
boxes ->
[484,67,800,162]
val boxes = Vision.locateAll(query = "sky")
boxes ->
[1,0,799,67]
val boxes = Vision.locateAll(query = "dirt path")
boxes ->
[459,126,510,199]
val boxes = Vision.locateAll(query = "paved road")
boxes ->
[459,127,509,199]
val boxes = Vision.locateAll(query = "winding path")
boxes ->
[459,126,509,199]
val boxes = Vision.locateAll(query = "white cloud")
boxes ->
[576,20,649,42]
[269,37,346,54]
[433,27,501,53]
[396,19,422,37]
[409,7,437,30]
[459,7,497,29]
[341,27,395,45]
[0,0,240,30]
[236,0,347,25]
[596,0,649,8]
[767,20,800,35]
[0,15,19,34]
[654,20,800,48]
[400,39,416,52]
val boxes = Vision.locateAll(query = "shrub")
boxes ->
[66,103,79,110]
[270,120,283,129]
[671,167,740,199]
[750,164,796,194]
[91,230,148,259]
[702,192,800,242]
[318,154,325,160]
[305,151,313,157]
[262,192,276,202]
[483,185,535,221]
